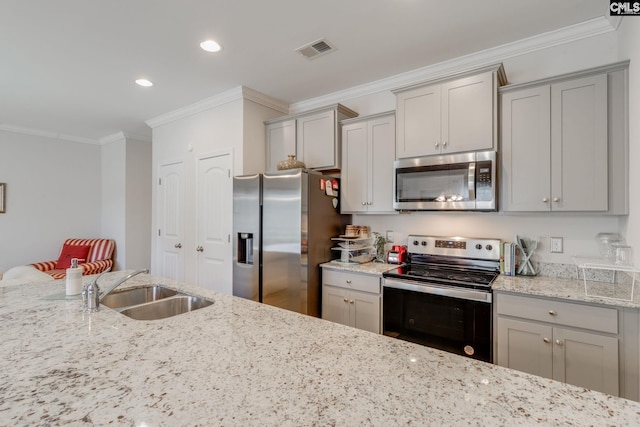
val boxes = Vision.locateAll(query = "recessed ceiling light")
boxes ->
[200,39,222,53]
[135,78,154,87]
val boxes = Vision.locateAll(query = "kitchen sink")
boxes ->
[101,285,213,320]
[117,295,213,321]
[101,285,178,309]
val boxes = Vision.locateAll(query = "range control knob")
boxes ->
[421,241,427,246]
[486,244,493,251]
[413,240,419,246]
[475,244,482,250]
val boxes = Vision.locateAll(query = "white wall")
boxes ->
[331,31,627,265]
[150,92,286,282]
[101,138,126,270]
[101,135,152,271]
[0,130,102,270]
[618,17,640,266]
[125,138,152,270]
[151,98,243,282]
[242,98,288,175]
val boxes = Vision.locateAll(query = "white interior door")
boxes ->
[157,161,185,281]
[196,153,232,293]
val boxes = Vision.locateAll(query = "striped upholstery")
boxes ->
[31,239,115,279]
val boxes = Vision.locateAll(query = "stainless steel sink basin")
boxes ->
[118,295,213,321]
[101,285,178,309]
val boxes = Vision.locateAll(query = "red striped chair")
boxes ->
[31,238,115,280]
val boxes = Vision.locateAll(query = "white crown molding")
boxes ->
[0,124,100,145]
[145,86,288,129]
[241,87,289,114]
[99,131,152,145]
[289,16,617,114]
[607,16,623,31]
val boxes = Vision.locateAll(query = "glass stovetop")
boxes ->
[383,263,498,291]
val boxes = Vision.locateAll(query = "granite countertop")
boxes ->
[493,274,640,309]
[323,259,640,310]
[2,271,640,425]
[321,260,399,275]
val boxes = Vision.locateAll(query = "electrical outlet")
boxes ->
[550,237,563,253]
[386,230,394,242]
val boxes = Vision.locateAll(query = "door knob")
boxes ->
[542,197,549,203]
[174,243,182,249]
[543,337,551,343]
[553,197,560,202]
[434,141,439,148]
[555,340,564,346]
[548,310,556,316]
[196,246,204,252]
[442,140,447,147]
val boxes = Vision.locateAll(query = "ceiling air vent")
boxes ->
[296,38,336,60]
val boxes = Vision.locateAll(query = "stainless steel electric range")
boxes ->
[382,235,501,362]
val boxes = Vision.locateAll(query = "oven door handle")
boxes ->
[383,278,492,303]
[468,161,476,201]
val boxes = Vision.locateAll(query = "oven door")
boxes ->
[383,278,492,362]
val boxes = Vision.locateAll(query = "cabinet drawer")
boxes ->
[496,293,617,334]
[322,269,381,294]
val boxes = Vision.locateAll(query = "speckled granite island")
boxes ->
[2,272,640,425]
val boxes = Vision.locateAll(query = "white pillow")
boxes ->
[2,265,52,281]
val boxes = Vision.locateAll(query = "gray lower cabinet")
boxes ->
[495,292,620,396]
[321,268,381,334]
[500,61,629,213]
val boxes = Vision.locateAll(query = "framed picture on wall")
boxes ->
[0,183,5,213]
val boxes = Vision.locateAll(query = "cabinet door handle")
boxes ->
[442,140,447,147]
[543,337,551,343]
[548,310,556,316]
[553,197,560,203]
[362,202,367,206]
[346,280,352,284]
[343,298,349,303]
[174,243,182,249]
[434,141,439,148]
[349,300,355,304]
[542,197,549,203]
[196,246,204,252]
[555,340,563,346]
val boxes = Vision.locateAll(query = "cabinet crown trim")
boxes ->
[340,110,395,125]
[265,103,358,125]
[392,63,506,94]
[499,60,630,94]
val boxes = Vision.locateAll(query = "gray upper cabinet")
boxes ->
[394,64,506,159]
[341,112,396,214]
[265,119,296,173]
[501,61,629,214]
[264,104,358,172]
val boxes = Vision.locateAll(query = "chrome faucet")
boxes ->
[82,269,149,312]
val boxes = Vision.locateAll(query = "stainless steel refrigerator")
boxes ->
[233,169,350,317]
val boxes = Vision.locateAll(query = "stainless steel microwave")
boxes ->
[393,150,497,211]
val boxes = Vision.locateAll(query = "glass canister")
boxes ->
[595,232,622,260]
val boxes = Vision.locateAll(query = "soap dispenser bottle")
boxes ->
[65,258,83,296]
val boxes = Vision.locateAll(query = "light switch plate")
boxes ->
[550,237,563,253]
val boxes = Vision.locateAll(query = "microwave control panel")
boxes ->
[476,161,493,202]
